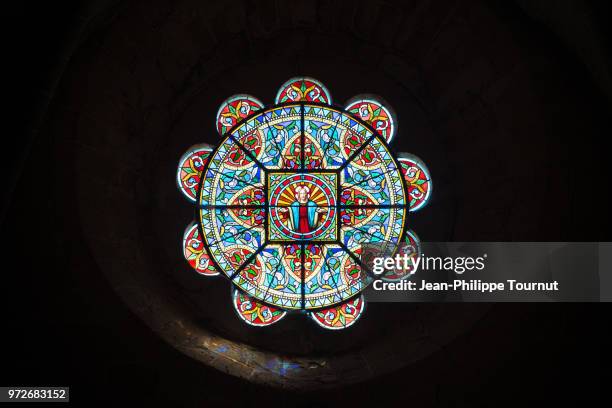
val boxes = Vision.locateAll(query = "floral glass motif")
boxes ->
[177,77,432,329]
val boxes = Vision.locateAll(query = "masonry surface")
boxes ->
[5,0,611,405]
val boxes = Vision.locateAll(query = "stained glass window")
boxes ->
[177,78,432,329]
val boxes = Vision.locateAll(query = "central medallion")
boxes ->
[268,172,338,242]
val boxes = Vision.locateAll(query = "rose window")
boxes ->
[177,77,431,329]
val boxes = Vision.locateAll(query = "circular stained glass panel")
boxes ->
[178,78,432,329]
[198,104,407,310]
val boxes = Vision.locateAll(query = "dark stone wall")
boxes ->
[3,0,610,405]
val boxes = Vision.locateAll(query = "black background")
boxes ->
[3,1,610,406]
